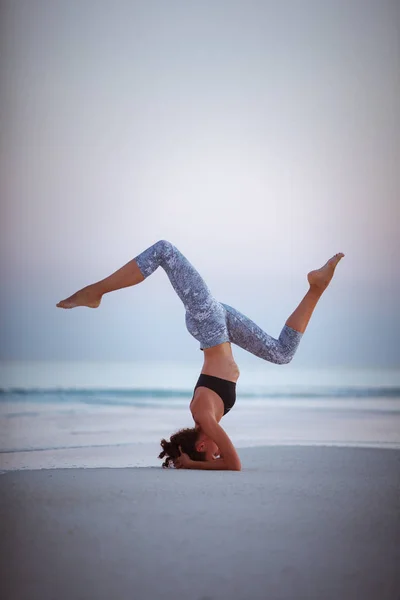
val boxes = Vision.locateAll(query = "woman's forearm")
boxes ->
[188,458,241,471]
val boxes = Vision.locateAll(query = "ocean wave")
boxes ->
[0,386,400,405]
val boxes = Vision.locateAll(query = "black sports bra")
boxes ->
[192,373,236,415]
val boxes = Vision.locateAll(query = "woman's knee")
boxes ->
[276,326,302,365]
[156,239,172,250]
[278,353,293,365]
[274,348,294,365]
[154,239,175,258]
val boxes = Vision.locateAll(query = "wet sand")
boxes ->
[1,446,399,600]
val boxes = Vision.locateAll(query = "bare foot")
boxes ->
[56,285,102,309]
[307,253,345,291]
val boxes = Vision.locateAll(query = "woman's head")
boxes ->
[158,427,219,468]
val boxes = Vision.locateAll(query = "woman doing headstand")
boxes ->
[57,240,344,471]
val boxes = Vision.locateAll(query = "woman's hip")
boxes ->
[185,300,230,349]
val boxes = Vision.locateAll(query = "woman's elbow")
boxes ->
[229,459,242,471]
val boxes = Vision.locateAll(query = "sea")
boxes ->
[1,361,399,471]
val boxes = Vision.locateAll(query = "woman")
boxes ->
[57,240,344,471]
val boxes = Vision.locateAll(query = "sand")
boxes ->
[1,446,399,600]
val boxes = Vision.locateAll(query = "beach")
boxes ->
[1,363,400,599]
[1,445,399,600]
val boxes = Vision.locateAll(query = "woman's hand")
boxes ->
[174,446,192,469]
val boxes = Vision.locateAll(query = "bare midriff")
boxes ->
[201,342,240,382]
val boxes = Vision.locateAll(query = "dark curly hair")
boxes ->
[159,427,207,468]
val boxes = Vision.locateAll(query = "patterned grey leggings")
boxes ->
[134,240,303,364]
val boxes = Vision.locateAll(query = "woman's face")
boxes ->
[206,439,220,461]
[196,433,220,461]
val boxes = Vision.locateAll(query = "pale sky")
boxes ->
[1,0,399,366]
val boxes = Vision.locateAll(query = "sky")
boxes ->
[0,0,399,367]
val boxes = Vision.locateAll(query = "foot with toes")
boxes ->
[307,253,345,291]
[56,285,102,309]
